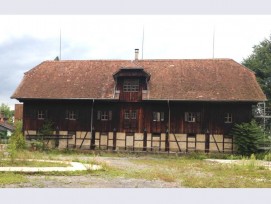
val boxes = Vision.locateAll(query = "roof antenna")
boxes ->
[141,25,144,59]
[59,29,62,60]
[212,25,215,59]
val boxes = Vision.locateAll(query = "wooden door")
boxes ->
[123,108,138,132]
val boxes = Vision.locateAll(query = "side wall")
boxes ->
[22,100,252,153]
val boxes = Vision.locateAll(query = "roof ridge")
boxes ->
[43,58,234,62]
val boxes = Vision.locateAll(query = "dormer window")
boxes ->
[123,79,139,92]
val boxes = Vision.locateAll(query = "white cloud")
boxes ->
[1,15,271,108]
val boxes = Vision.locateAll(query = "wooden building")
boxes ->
[11,50,266,152]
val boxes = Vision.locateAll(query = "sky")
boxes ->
[1,15,271,109]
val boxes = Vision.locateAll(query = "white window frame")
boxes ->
[97,110,112,121]
[101,111,109,121]
[185,112,197,123]
[123,79,139,92]
[69,111,76,120]
[131,110,137,119]
[225,113,233,123]
[153,112,165,122]
[124,110,130,119]
[66,110,77,120]
[37,110,45,120]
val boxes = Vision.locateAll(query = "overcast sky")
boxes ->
[1,15,271,109]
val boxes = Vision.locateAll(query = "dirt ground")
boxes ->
[3,156,180,188]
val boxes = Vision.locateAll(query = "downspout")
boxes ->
[167,99,170,133]
[91,99,95,134]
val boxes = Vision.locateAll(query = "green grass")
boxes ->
[90,156,271,188]
[1,149,271,187]
[0,160,70,167]
[0,172,28,186]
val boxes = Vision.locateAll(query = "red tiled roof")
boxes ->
[11,59,266,102]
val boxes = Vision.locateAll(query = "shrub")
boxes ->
[8,121,25,150]
[34,119,54,151]
[230,120,265,156]
[7,121,25,162]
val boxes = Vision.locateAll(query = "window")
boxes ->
[131,110,137,119]
[185,112,200,123]
[124,110,137,120]
[123,79,139,92]
[37,110,47,120]
[101,111,108,121]
[97,110,112,121]
[153,112,165,122]
[124,110,130,119]
[225,113,233,123]
[65,110,78,120]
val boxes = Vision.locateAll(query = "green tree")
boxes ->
[242,36,271,102]
[0,103,14,123]
[231,120,265,156]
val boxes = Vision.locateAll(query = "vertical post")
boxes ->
[186,134,188,153]
[205,130,210,153]
[143,128,147,151]
[90,127,96,150]
[55,126,59,148]
[66,133,69,149]
[113,128,117,150]
[165,129,169,152]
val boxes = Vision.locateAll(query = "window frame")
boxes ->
[65,110,78,120]
[185,112,199,123]
[224,113,233,123]
[153,111,165,122]
[97,110,112,121]
[37,110,46,120]
[123,79,139,92]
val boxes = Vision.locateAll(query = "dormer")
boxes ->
[113,50,150,101]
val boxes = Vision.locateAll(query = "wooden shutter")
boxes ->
[184,112,189,122]
[97,111,101,120]
[196,113,200,123]
[108,111,112,120]
[160,112,165,121]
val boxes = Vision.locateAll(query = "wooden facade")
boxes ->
[23,100,252,135]
[12,56,266,153]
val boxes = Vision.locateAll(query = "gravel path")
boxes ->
[6,175,179,188]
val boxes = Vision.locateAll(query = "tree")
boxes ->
[230,120,265,156]
[0,103,14,123]
[242,36,271,103]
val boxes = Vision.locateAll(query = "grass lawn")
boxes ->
[89,153,271,188]
[0,150,271,187]
[0,160,70,167]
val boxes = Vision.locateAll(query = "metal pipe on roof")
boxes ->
[135,49,139,60]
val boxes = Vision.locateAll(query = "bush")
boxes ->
[8,121,25,150]
[7,121,26,162]
[230,120,265,156]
